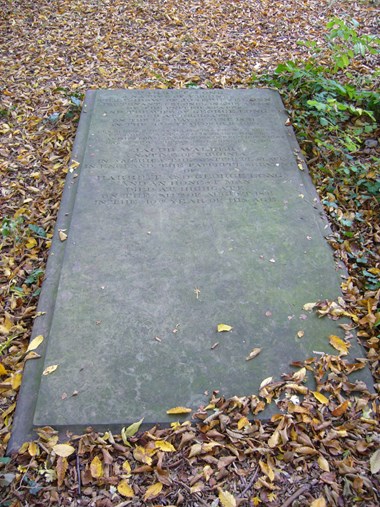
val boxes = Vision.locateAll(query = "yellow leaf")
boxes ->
[27,334,44,352]
[252,496,262,506]
[26,237,37,249]
[53,444,75,457]
[0,363,7,375]
[312,391,329,404]
[166,406,192,414]
[268,429,280,448]
[317,455,330,472]
[246,348,261,361]
[11,373,22,389]
[28,442,39,457]
[310,498,326,507]
[218,489,237,507]
[122,460,131,474]
[297,330,304,338]
[155,440,176,452]
[42,364,59,376]
[143,482,163,502]
[98,67,107,76]
[259,460,275,482]
[133,446,153,465]
[237,416,250,430]
[90,456,103,478]
[118,480,134,498]
[58,230,67,241]
[303,302,316,311]
[217,323,233,332]
[329,335,350,356]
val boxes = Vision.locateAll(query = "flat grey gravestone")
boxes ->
[10,89,372,451]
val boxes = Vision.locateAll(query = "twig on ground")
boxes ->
[280,484,310,507]
[239,466,259,498]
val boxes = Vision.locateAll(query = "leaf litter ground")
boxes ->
[0,0,379,505]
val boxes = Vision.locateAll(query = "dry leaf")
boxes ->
[370,449,380,474]
[246,347,261,361]
[56,456,68,488]
[303,302,316,311]
[312,391,329,404]
[310,498,326,507]
[26,334,44,352]
[166,406,192,414]
[53,444,75,457]
[143,482,163,501]
[329,334,350,356]
[11,373,22,389]
[28,442,39,457]
[58,230,67,241]
[42,364,59,376]
[90,456,103,478]
[318,455,330,472]
[297,330,304,338]
[155,440,176,452]
[331,400,349,417]
[260,376,273,389]
[217,323,233,332]
[118,480,134,497]
[24,351,41,361]
[218,489,237,507]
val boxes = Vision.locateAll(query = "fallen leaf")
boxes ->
[166,406,192,414]
[26,334,44,352]
[58,230,67,241]
[310,498,326,507]
[246,347,262,361]
[24,351,41,361]
[297,330,304,338]
[90,456,103,478]
[329,334,350,356]
[11,373,22,389]
[331,400,349,417]
[28,442,39,457]
[217,323,233,332]
[53,444,75,457]
[121,417,144,441]
[118,480,134,497]
[260,376,273,389]
[218,489,237,507]
[143,482,163,501]
[42,364,59,376]
[318,455,330,472]
[370,449,380,474]
[312,391,329,404]
[155,440,176,452]
[303,302,316,311]
[56,456,68,488]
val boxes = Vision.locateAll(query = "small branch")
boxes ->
[239,466,259,497]
[76,453,81,496]
[280,484,310,507]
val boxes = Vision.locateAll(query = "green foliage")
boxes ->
[253,16,379,165]
[1,216,24,241]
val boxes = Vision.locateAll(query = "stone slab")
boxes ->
[9,89,372,451]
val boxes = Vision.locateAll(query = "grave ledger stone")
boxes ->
[10,89,372,451]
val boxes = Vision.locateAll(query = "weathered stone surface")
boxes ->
[10,90,372,450]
